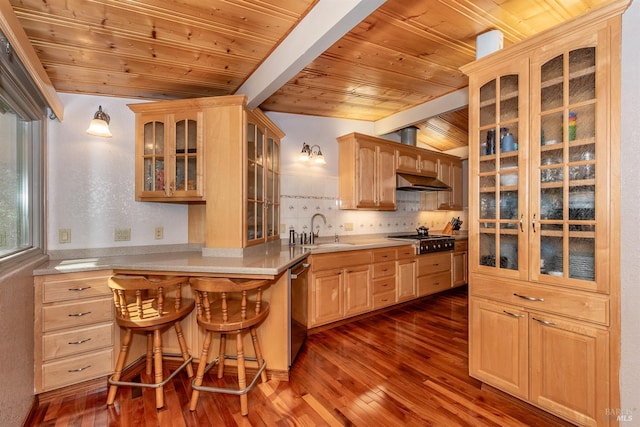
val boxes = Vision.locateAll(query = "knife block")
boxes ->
[442,222,453,235]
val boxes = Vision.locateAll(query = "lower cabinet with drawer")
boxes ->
[34,270,116,393]
[469,276,611,426]
[309,250,372,328]
[417,252,452,296]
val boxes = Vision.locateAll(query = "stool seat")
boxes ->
[188,277,271,416]
[106,275,194,409]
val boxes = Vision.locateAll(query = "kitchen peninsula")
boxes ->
[33,236,439,394]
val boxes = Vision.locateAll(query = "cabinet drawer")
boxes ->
[42,298,113,332]
[417,252,451,276]
[471,276,609,326]
[311,251,372,271]
[42,348,113,391]
[372,248,396,263]
[373,261,395,278]
[418,271,451,296]
[396,246,416,260]
[454,240,468,252]
[42,322,114,361]
[372,277,396,294]
[42,272,112,303]
[372,290,396,308]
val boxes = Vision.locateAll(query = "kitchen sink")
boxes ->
[318,243,354,248]
[303,243,355,249]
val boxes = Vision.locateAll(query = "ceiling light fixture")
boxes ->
[86,105,112,138]
[299,142,326,165]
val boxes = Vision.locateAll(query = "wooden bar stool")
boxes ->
[106,275,195,409]
[188,277,270,415]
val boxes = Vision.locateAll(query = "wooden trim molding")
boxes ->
[0,0,64,120]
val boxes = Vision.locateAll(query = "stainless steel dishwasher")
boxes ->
[289,258,309,367]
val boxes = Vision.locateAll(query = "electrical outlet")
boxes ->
[114,228,131,241]
[154,226,164,240]
[59,228,72,244]
[344,222,354,231]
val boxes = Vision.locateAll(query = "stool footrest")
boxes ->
[108,353,193,389]
[192,356,266,396]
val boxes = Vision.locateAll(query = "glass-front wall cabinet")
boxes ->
[478,72,525,278]
[139,111,203,201]
[532,46,601,291]
[246,121,280,245]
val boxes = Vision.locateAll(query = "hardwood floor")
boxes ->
[28,287,574,426]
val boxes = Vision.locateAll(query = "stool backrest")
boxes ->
[188,278,269,326]
[108,275,189,321]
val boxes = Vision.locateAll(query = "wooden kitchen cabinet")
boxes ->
[420,156,463,211]
[416,252,451,296]
[130,104,204,202]
[343,265,372,317]
[469,298,529,399]
[337,132,396,210]
[309,250,372,328]
[529,311,610,426]
[461,3,625,425]
[396,249,417,302]
[34,270,116,393]
[395,145,438,177]
[130,96,283,250]
[371,248,397,309]
[452,239,467,287]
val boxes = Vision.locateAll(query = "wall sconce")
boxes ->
[86,105,112,138]
[299,142,326,165]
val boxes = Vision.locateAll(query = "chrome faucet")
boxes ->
[310,213,327,244]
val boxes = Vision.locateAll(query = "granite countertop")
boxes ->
[33,236,417,276]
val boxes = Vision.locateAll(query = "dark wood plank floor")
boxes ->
[28,286,575,426]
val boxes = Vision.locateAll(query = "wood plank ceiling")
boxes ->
[8,0,611,151]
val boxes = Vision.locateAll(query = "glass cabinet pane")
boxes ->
[174,119,197,193]
[479,80,496,128]
[143,121,164,192]
[500,75,519,122]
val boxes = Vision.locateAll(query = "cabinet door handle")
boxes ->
[519,214,524,232]
[68,286,91,291]
[532,317,557,327]
[68,338,92,345]
[532,213,537,233]
[433,282,440,286]
[68,311,92,317]
[513,293,544,302]
[503,310,524,318]
[68,365,91,373]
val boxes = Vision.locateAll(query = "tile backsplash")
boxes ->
[280,173,467,240]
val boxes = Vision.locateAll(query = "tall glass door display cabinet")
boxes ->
[461,2,626,426]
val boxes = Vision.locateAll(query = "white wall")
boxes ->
[48,93,188,251]
[620,0,640,418]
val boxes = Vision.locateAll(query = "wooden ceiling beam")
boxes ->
[237,0,387,109]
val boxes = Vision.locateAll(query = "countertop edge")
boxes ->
[33,235,468,276]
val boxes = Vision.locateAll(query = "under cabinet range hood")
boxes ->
[396,173,452,192]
